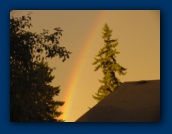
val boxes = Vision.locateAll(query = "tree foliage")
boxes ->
[10,13,71,122]
[92,24,127,102]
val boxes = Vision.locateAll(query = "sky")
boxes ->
[11,10,160,122]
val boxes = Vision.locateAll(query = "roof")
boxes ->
[76,80,160,122]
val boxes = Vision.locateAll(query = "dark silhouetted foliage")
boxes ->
[92,24,127,102]
[10,13,71,122]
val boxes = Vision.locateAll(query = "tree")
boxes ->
[10,13,71,122]
[92,23,127,102]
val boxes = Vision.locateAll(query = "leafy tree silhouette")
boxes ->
[10,13,71,122]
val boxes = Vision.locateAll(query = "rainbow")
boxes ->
[60,11,108,122]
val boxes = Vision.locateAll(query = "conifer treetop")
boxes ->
[92,23,127,102]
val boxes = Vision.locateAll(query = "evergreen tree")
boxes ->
[10,13,71,122]
[92,23,127,102]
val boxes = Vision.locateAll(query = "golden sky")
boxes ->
[11,10,160,122]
